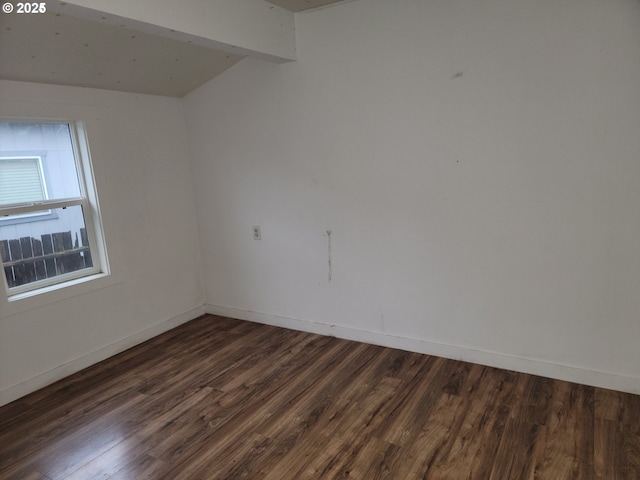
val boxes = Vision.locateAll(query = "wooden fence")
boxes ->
[0,229,92,288]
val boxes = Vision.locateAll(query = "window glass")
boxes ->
[0,120,106,296]
[0,157,47,205]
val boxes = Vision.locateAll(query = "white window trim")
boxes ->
[0,120,110,300]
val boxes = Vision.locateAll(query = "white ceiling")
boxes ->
[265,0,345,12]
[0,0,346,97]
[0,13,244,97]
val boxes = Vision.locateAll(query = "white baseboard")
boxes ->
[0,305,206,407]
[205,304,640,395]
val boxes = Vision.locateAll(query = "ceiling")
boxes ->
[0,13,244,97]
[0,0,346,97]
[265,0,345,12]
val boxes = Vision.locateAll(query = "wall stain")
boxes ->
[451,72,464,79]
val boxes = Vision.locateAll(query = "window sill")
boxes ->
[0,269,124,318]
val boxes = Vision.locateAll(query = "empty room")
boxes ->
[1,0,639,478]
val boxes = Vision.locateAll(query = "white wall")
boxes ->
[0,80,204,405]
[184,0,640,392]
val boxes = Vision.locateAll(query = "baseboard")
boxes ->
[205,304,640,395]
[0,305,206,407]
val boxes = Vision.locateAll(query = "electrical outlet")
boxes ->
[252,225,261,240]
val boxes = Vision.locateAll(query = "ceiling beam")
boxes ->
[50,0,296,63]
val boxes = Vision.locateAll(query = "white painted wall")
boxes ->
[184,0,640,392]
[0,80,204,405]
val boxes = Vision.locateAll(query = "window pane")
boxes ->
[0,157,46,205]
[0,122,81,202]
[0,204,93,288]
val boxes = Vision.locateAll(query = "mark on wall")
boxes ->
[326,229,332,283]
[451,72,464,79]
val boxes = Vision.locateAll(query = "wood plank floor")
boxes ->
[1,315,638,479]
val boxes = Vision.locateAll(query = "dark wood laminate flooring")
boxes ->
[1,314,638,479]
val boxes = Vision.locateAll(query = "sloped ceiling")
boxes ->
[265,0,345,12]
[0,13,243,97]
[0,0,347,97]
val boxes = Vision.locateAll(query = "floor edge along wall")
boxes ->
[0,305,206,407]
[205,304,640,396]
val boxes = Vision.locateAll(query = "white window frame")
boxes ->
[0,120,109,299]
